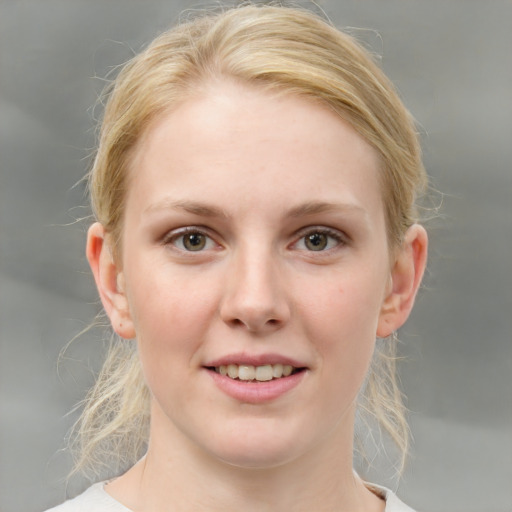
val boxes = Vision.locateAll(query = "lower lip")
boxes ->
[207,369,306,404]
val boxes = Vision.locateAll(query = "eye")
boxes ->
[166,228,217,252]
[294,228,344,252]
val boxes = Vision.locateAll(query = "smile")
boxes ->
[206,363,307,403]
[213,364,300,381]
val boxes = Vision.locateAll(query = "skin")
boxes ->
[87,80,427,512]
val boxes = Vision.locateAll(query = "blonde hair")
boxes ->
[73,3,427,480]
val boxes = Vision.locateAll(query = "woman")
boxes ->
[46,4,428,511]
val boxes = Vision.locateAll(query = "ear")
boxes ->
[377,224,428,338]
[86,222,136,339]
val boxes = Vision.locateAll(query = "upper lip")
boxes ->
[204,352,307,368]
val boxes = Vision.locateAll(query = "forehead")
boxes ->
[127,81,384,223]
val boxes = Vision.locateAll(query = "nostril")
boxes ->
[228,316,281,332]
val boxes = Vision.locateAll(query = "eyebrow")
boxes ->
[144,199,229,218]
[286,201,366,218]
[143,199,366,220]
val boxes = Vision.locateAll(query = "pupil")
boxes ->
[184,233,205,251]
[306,233,327,251]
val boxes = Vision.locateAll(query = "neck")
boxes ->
[106,403,384,512]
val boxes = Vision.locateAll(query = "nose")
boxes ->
[220,248,291,333]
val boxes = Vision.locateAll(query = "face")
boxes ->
[97,81,416,469]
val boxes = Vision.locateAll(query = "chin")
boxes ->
[203,421,307,470]
[216,446,299,471]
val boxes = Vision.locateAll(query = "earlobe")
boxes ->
[86,222,136,339]
[377,224,428,338]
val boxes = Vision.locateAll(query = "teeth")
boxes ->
[238,365,255,381]
[216,364,297,381]
[227,364,238,379]
[272,363,283,378]
[255,365,273,381]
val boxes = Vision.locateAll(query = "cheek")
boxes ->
[128,259,217,329]
[299,268,385,338]
[297,267,386,381]
[125,270,220,379]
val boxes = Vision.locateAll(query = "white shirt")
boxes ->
[44,481,416,511]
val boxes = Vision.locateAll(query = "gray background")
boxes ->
[1,1,511,511]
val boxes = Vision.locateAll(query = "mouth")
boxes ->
[207,364,305,382]
[204,358,308,403]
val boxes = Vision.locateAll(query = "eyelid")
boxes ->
[162,226,220,251]
[160,225,347,252]
[291,226,348,251]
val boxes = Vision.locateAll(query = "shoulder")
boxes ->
[365,481,417,512]
[43,482,132,512]
[44,480,416,512]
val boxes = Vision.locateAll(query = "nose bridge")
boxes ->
[220,239,289,332]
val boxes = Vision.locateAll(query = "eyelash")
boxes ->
[162,226,347,253]
[292,227,347,252]
[163,227,217,252]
